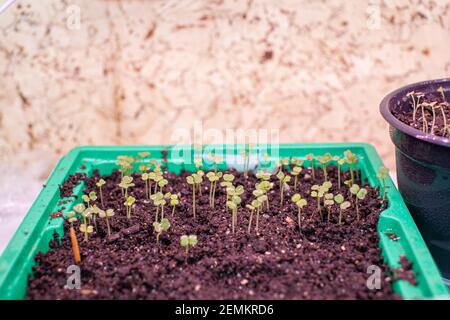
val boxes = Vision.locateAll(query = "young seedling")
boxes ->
[141,172,151,199]
[118,175,135,199]
[158,177,168,193]
[186,173,203,218]
[256,170,271,181]
[153,217,170,246]
[324,193,334,222]
[194,157,205,195]
[334,194,350,225]
[66,211,81,264]
[305,153,316,180]
[150,192,165,222]
[226,185,244,233]
[355,188,368,223]
[220,173,235,188]
[80,208,94,242]
[247,198,263,234]
[290,166,303,191]
[124,195,136,219]
[310,182,330,220]
[206,171,223,208]
[317,153,332,182]
[255,180,273,210]
[291,194,307,233]
[96,179,106,208]
[116,155,135,178]
[376,166,390,204]
[169,194,180,216]
[424,102,438,135]
[99,208,115,237]
[407,91,419,123]
[419,99,429,133]
[82,191,98,230]
[180,234,198,257]
[276,171,291,206]
[344,150,358,185]
[349,184,360,202]
[335,157,345,189]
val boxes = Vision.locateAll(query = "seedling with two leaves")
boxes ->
[153,218,170,245]
[334,194,351,225]
[180,234,198,257]
[276,171,291,206]
[186,173,203,218]
[291,194,307,233]
[206,171,223,208]
[349,184,368,222]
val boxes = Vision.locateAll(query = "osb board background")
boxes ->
[1,0,450,176]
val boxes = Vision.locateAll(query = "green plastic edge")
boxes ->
[0,143,448,300]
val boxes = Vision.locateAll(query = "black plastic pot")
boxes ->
[380,78,450,283]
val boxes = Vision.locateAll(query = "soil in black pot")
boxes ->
[26,165,414,300]
[392,90,450,137]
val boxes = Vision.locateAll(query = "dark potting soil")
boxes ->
[27,166,413,300]
[392,91,450,137]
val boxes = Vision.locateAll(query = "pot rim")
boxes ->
[380,78,450,148]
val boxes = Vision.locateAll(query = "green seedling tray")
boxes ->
[0,143,448,300]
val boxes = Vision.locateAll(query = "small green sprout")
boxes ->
[79,205,93,242]
[310,182,330,220]
[226,185,244,233]
[377,166,390,202]
[317,153,332,182]
[324,193,334,222]
[153,217,170,245]
[344,150,357,185]
[186,173,203,218]
[355,188,368,222]
[116,155,135,178]
[349,184,360,201]
[290,166,303,191]
[256,170,271,181]
[280,157,290,173]
[247,198,263,234]
[158,177,168,193]
[336,157,345,189]
[141,172,151,199]
[419,98,429,132]
[73,204,93,242]
[334,194,350,225]
[180,234,198,257]
[124,195,136,219]
[276,171,291,206]
[118,175,135,199]
[255,180,273,210]
[169,194,180,216]
[206,171,223,208]
[425,102,438,135]
[66,211,77,226]
[96,179,106,208]
[407,91,419,123]
[305,153,316,180]
[99,208,115,237]
[220,173,235,188]
[150,192,166,222]
[291,194,307,233]
[153,172,162,193]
